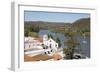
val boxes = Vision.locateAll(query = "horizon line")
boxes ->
[24,17,90,24]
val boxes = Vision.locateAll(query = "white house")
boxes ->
[24,35,59,57]
[24,37,43,50]
[43,34,58,56]
[24,37,44,56]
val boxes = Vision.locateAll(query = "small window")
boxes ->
[55,44,57,47]
[43,47,45,49]
[48,51,50,54]
[51,50,52,52]
[46,46,48,49]
[50,44,51,48]
[29,45,30,48]
[44,52,46,54]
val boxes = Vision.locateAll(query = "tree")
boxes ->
[64,38,80,59]
[63,48,73,59]
[29,24,40,32]
[24,29,29,37]
[48,34,54,39]
[56,37,61,47]
[64,28,80,59]
[28,32,39,38]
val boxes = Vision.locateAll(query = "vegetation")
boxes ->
[64,39,80,59]
[24,29,29,37]
[64,27,81,59]
[72,18,90,37]
[48,34,54,39]
[24,21,40,37]
[63,48,73,59]
[56,37,61,47]
[28,32,39,38]
[63,18,90,59]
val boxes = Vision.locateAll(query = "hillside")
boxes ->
[24,18,90,37]
[72,18,90,32]
[24,21,68,29]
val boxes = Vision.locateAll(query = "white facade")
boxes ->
[24,37,43,50]
[25,49,44,57]
[24,35,59,56]
[43,34,58,56]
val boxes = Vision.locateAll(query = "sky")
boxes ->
[24,11,90,23]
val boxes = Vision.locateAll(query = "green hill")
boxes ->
[72,18,90,32]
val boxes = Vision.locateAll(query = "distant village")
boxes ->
[24,34,64,61]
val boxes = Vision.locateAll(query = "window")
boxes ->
[45,46,48,49]
[43,47,45,49]
[29,45,30,48]
[51,50,52,52]
[44,52,46,54]
[48,51,50,54]
[55,44,58,48]
[50,44,51,48]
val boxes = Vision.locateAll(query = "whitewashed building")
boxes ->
[24,35,59,57]
[24,37,43,50]
[24,37,44,56]
[43,34,58,56]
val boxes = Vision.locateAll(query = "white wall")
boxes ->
[0,0,100,73]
